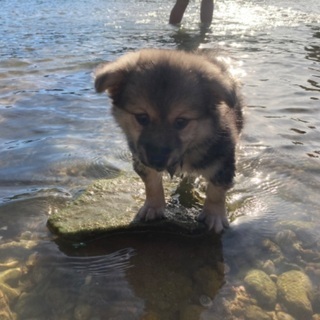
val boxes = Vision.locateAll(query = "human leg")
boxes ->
[169,0,190,24]
[200,0,214,24]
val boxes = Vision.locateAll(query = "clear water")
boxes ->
[0,0,319,319]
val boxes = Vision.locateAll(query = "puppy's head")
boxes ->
[95,49,240,174]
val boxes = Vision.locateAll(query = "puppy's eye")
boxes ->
[174,118,189,130]
[135,113,150,127]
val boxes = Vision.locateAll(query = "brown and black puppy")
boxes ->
[95,49,244,233]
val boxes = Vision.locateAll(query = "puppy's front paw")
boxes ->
[136,202,165,222]
[197,206,229,233]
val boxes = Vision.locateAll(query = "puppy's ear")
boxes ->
[94,62,126,96]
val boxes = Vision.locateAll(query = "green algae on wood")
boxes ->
[47,173,208,240]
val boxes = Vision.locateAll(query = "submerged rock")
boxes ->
[0,267,22,304]
[0,240,38,260]
[73,303,92,320]
[244,269,277,309]
[0,290,15,320]
[276,311,296,320]
[14,292,48,319]
[275,220,318,247]
[244,305,272,320]
[47,174,208,240]
[179,304,204,320]
[193,266,223,298]
[277,270,313,319]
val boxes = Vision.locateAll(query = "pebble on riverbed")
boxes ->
[277,270,314,319]
[244,269,277,309]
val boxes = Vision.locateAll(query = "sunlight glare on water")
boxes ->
[215,0,320,32]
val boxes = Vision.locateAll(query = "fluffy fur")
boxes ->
[95,49,244,233]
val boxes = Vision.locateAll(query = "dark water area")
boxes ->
[0,0,319,319]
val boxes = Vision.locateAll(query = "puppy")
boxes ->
[95,49,244,233]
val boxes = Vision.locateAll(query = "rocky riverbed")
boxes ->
[0,173,319,320]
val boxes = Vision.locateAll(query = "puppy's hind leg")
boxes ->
[197,183,230,233]
[134,160,166,221]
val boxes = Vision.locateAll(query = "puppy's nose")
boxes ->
[145,144,172,170]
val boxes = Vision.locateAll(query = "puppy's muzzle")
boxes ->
[144,143,172,171]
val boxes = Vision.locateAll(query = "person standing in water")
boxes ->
[169,0,214,25]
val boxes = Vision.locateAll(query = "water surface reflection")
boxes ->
[0,0,320,319]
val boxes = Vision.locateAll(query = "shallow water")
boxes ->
[0,0,319,319]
